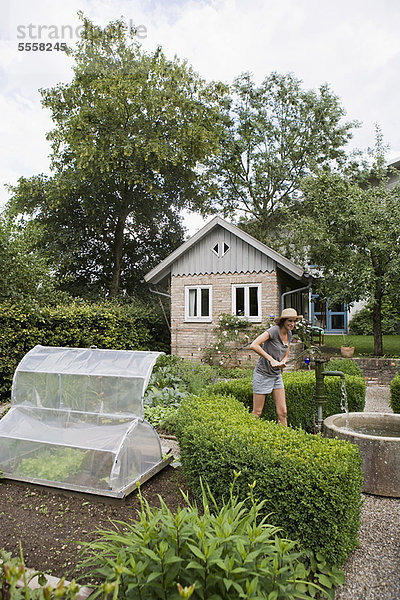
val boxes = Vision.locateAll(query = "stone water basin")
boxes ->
[323,412,400,497]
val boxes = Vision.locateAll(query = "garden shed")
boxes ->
[144,216,310,363]
[0,345,170,498]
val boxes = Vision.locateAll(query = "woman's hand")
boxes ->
[270,359,284,368]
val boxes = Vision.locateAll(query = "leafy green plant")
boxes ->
[143,405,179,432]
[144,385,186,408]
[16,448,87,481]
[1,546,81,599]
[390,373,400,413]
[147,365,184,390]
[151,355,218,393]
[79,474,340,599]
[175,393,363,565]
[144,356,219,410]
[142,356,223,434]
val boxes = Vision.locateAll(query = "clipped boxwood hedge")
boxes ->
[176,393,363,565]
[208,371,366,432]
[326,358,364,377]
[0,300,168,403]
[390,373,400,413]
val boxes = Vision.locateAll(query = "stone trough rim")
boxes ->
[323,412,400,442]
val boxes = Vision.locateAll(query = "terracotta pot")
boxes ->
[341,345,355,358]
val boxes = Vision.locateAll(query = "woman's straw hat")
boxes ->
[274,308,303,323]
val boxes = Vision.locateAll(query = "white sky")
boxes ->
[1,0,400,235]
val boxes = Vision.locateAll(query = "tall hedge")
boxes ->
[208,371,366,432]
[0,300,169,403]
[176,393,363,565]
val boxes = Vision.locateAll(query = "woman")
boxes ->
[250,308,302,425]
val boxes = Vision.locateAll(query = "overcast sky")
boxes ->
[1,0,400,235]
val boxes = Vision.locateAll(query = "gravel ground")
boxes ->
[335,385,400,600]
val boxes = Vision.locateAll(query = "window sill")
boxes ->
[184,317,213,323]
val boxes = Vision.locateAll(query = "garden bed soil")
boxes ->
[0,465,192,585]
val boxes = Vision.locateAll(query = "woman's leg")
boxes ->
[271,388,287,426]
[252,393,266,417]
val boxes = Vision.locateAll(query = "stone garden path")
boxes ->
[335,385,400,600]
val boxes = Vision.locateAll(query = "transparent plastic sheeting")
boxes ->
[0,346,166,497]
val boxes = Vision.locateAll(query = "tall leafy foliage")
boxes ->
[210,71,356,249]
[299,139,400,355]
[8,15,228,297]
[0,214,56,304]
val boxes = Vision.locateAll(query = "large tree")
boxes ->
[211,71,356,249]
[8,15,228,297]
[299,143,400,356]
[9,170,185,298]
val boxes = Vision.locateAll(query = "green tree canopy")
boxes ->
[0,214,57,304]
[210,71,356,248]
[299,140,400,355]
[8,14,228,297]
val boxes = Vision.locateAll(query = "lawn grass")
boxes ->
[322,335,400,357]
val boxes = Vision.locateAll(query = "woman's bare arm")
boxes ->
[249,330,285,368]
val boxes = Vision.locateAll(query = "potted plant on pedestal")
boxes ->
[341,334,355,357]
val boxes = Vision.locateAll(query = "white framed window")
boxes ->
[232,284,261,321]
[185,285,212,322]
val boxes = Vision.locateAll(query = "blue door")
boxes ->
[311,296,348,333]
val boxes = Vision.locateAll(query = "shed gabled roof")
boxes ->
[144,216,304,284]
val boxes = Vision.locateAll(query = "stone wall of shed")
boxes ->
[171,271,280,363]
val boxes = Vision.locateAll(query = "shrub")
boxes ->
[0,299,168,403]
[202,312,260,367]
[390,373,400,413]
[326,358,364,378]
[79,476,343,599]
[175,393,363,566]
[208,371,366,432]
[349,299,400,335]
[217,365,255,379]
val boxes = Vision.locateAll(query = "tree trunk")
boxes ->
[372,282,383,356]
[110,214,126,297]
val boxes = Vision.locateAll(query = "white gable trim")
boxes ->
[144,216,304,283]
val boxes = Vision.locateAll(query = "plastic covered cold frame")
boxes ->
[0,345,170,497]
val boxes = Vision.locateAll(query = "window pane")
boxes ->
[313,299,325,313]
[329,302,345,312]
[188,289,197,317]
[249,287,259,316]
[331,314,345,330]
[200,288,210,317]
[235,287,245,316]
